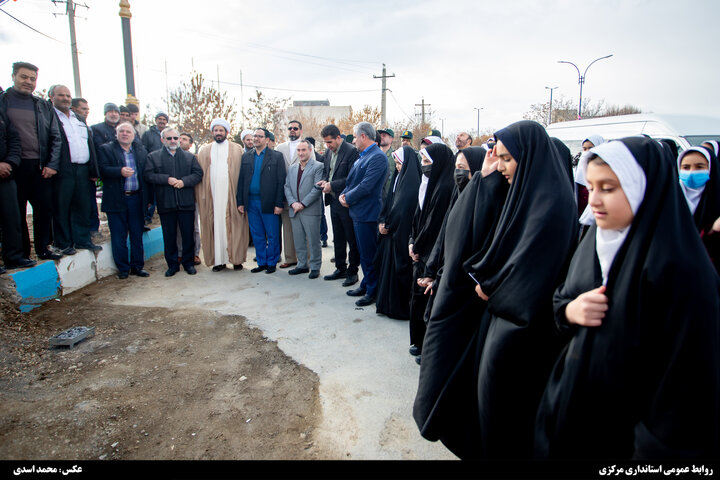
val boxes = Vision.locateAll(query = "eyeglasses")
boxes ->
[288,127,299,131]
[253,134,265,138]
[165,136,179,140]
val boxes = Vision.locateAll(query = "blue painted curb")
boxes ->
[7,226,165,313]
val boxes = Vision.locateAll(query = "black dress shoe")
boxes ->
[409,345,421,356]
[355,295,376,307]
[415,355,421,365]
[38,249,63,260]
[118,271,129,279]
[165,268,178,277]
[76,243,102,252]
[130,268,150,277]
[346,286,366,297]
[185,266,197,275]
[265,266,276,274]
[5,258,37,269]
[324,269,347,281]
[309,270,320,279]
[342,274,359,287]
[212,264,226,272]
[288,266,310,275]
[330,257,335,263]
[60,247,77,255]
[322,241,328,247]
[250,265,267,273]
[233,264,243,271]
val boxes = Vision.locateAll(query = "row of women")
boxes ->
[375,119,720,459]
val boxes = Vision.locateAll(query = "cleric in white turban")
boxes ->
[195,118,250,271]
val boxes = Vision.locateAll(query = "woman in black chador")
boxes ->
[407,143,455,361]
[413,147,508,459]
[466,120,578,458]
[374,146,421,320]
[536,137,720,459]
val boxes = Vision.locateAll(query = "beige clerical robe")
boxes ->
[195,140,249,267]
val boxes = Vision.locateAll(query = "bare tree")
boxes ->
[243,90,290,142]
[166,71,238,147]
[524,94,640,126]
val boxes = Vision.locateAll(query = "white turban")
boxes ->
[240,129,254,141]
[210,118,231,133]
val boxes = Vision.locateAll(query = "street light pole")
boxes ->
[558,54,612,119]
[474,107,482,138]
[545,86,558,125]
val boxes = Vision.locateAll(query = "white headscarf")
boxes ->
[583,134,605,148]
[577,141,647,285]
[677,147,712,214]
[418,149,434,210]
[422,136,443,145]
[391,147,405,192]
[703,140,719,157]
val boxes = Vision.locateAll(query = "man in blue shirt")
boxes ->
[236,128,286,274]
[340,122,388,307]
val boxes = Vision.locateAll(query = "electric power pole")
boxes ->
[52,0,88,97]
[373,63,395,127]
[415,98,431,125]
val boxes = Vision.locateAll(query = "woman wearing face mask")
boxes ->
[465,120,578,458]
[677,146,720,272]
[407,143,455,364]
[374,145,422,320]
[413,146,509,459]
[536,137,720,459]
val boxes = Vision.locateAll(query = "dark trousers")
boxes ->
[320,210,328,243]
[89,181,100,233]
[160,210,194,271]
[353,220,379,297]
[247,195,281,267]
[330,200,359,275]
[0,177,24,263]
[53,163,93,249]
[15,159,53,257]
[106,192,145,273]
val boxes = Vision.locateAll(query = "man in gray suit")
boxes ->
[284,139,324,279]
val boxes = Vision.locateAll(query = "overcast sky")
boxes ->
[1,0,718,136]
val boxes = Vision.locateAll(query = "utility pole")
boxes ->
[373,63,395,127]
[415,98,431,125]
[545,86,558,125]
[52,0,88,97]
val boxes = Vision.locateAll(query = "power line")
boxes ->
[246,42,379,70]
[0,7,68,44]
[388,90,414,122]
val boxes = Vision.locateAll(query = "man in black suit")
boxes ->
[97,122,149,279]
[48,84,101,255]
[0,106,36,273]
[144,127,203,277]
[236,128,286,274]
[316,124,360,286]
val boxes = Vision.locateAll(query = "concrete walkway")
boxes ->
[79,221,456,460]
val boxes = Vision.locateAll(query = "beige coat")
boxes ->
[195,141,249,267]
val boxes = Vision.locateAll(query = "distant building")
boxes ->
[281,100,351,126]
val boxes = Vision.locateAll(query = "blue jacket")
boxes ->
[342,143,388,223]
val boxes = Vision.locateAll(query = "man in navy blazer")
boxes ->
[97,122,149,279]
[236,128,286,274]
[339,122,388,307]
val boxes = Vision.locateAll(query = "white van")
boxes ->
[545,114,720,155]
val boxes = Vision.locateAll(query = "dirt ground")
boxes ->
[0,274,330,460]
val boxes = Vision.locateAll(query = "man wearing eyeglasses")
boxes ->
[195,118,250,273]
[275,120,304,269]
[144,127,203,277]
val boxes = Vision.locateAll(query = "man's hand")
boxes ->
[292,202,304,213]
[120,167,134,178]
[713,216,720,233]
[379,223,389,235]
[237,205,245,214]
[174,179,184,189]
[168,176,178,186]
[0,162,12,178]
[322,182,332,194]
[42,166,57,179]
[475,284,489,300]
[339,194,348,208]
[565,285,608,327]
[273,206,283,215]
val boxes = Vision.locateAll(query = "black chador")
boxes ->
[408,143,456,353]
[374,146,421,320]
[413,160,508,459]
[465,120,578,458]
[536,137,720,459]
